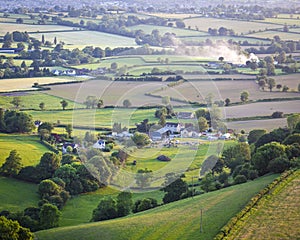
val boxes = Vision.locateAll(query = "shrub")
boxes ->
[234,175,247,184]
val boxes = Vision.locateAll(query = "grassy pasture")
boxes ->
[28,108,158,129]
[0,177,39,212]
[0,23,74,36]
[0,92,79,110]
[0,76,83,92]
[35,174,277,240]
[128,24,207,37]
[0,134,49,166]
[72,56,147,70]
[230,171,300,240]
[30,31,138,49]
[246,30,300,40]
[59,187,165,226]
[127,64,214,75]
[183,17,282,35]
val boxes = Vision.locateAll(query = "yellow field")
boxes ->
[0,77,80,92]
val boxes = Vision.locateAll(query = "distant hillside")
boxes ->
[35,174,277,240]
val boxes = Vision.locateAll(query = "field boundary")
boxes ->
[214,169,299,240]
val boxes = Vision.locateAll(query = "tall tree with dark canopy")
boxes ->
[0,150,22,177]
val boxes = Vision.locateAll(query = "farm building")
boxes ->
[176,112,195,119]
[93,139,106,149]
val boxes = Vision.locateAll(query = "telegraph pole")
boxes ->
[200,208,203,233]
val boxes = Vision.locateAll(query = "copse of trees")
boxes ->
[0,109,35,133]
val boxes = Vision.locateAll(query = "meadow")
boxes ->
[0,134,49,166]
[0,91,80,110]
[30,31,138,49]
[183,17,282,35]
[0,177,40,212]
[35,174,277,240]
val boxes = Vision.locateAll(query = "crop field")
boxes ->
[0,76,84,92]
[0,92,79,110]
[158,79,300,103]
[128,24,207,37]
[46,79,174,106]
[224,100,300,118]
[183,17,282,35]
[0,177,39,212]
[226,118,288,132]
[0,134,49,166]
[0,23,74,35]
[230,171,300,240]
[29,31,138,49]
[35,174,277,240]
[246,30,300,41]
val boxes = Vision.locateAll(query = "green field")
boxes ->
[228,170,300,240]
[0,134,49,166]
[28,108,158,128]
[0,177,39,212]
[183,17,282,35]
[59,187,165,226]
[29,31,138,49]
[0,91,80,110]
[35,174,277,240]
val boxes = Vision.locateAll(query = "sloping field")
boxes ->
[35,174,277,240]
[0,22,74,35]
[0,177,39,212]
[0,134,49,166]
[29,31,138,49]
[229,171,300,240]
[183,17,282,35]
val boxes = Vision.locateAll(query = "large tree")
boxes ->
[240,91,249,103]
[37,152,61,180]
[0,150,22,177]
[0,216,33,240]
[252,142,286,175]
[162,176,188,204]
[131,132,151,148]
[91,197,118,221]
[39,204,61,229]
[116,191,133,217]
